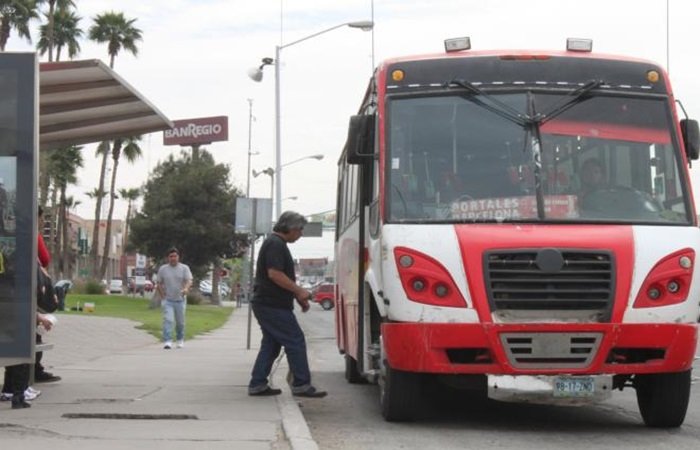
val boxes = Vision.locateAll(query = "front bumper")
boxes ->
[381,322,697,375]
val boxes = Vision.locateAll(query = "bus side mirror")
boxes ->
[680,119,699,161]
[346,114,376,165]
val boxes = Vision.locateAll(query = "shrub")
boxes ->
[186,292,203,305]
[85,280,106,295]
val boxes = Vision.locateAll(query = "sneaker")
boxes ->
[163,341,172,349]
[176,340,184,349]
[35,372,61,383]
[24,388,40,401]
[248,387,282,396]
[0,392,11,401]
[293,386,327,398]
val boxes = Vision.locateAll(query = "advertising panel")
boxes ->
[0,53,37,366]
[163,116,228,146]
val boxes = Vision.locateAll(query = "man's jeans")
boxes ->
[162,299,186,342]
[248,303,311,394]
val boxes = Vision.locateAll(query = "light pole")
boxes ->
[245,98,258,197]
[248,20,373,218]
[252,154,324,212]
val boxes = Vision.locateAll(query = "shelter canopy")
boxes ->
[39,59,172,150]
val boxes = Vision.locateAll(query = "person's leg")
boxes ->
[6,364,30,408]
[252,306,312,393]
[35,333,44,374]
[248,304,283,394]
[2,367,11,396]
[162,299,175,345]
[174,300,186,342]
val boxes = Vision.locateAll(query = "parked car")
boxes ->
[109,278,124,294]
[128,278,155,294]
[312,283,335,310]
[199,280,230,298]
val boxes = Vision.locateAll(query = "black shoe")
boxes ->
[35,372,61,383]
[11,395,31,409]
[293,386,327,398]
[249,387,282,396]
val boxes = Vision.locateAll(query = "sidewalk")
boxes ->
[0,305,318,450]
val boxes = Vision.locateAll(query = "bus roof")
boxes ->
[378,50,669,95]
[379,49,664,68]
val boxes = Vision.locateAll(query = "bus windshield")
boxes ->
[386,92,691,224]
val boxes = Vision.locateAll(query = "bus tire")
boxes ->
[634,370,691,428]
[344,354,365,384]
[321,299,333,310]
[380,363,421,422]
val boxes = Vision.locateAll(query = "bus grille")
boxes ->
[500,332,602,369]
[484,249,614,319]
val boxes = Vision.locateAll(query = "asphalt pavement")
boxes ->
[0,304,319,450]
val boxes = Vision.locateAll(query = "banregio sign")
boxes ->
[163,116,228,146]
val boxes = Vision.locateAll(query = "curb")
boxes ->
[277,392,319,450]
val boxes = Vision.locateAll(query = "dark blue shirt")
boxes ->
[253,234,295,309]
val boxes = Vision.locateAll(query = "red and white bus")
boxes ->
[334,38,700,427]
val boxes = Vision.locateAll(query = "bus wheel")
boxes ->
[344,354,365,384]
[634,370,691,428]
[321,299,333,310]
[379,362,421,421]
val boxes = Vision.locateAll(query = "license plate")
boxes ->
[553,376,595,397]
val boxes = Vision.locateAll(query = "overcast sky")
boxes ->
[9,0,700,259]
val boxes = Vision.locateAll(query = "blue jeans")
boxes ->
[248,303,311,394]
[162,299,186,342]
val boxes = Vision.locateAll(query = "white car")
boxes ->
[109,279,124,294]
[199,280,230,298]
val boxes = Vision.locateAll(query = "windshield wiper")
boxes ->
[535,79,603,125]
[445,78,604,127]
[445,79,530,127]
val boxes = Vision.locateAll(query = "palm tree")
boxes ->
[89,141,110,278]
[118,187,141,251]
[37,6,81,61]
[62,195,80,276]
[0,0,38,51]
[99,136,142,279]
[49,145,83,278]
[88,11,142,279]
[36,5,81,226]
[88,11,142,69]
[36,0,74,61]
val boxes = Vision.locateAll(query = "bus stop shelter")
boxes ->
[0,56,172,367]
[40,58,172,150]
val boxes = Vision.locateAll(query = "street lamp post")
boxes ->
[248,20,373,218]
[245,98,255,197]
[253,154,324,211]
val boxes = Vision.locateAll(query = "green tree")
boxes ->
[99,136,142,279]
[89,141,110,278]
[88,11,142,279]
[36,4,81,233]
[130,150,242,283]
[118,186,141,252]
[0,0,38,51]
[49,145,83,278]
[88,11,141,69]
[36,0,74,61]
[37,6,81,61]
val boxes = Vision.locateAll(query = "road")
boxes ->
[297,306,700,450]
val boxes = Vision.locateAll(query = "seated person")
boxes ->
[579,158,607,196]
